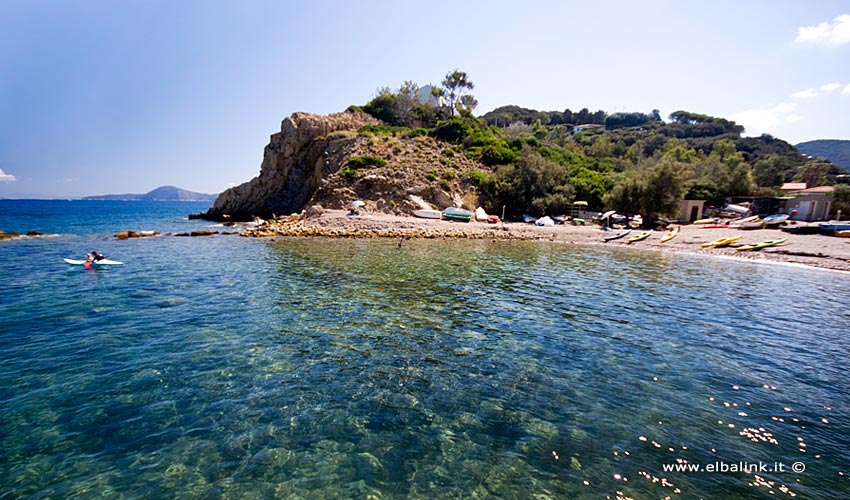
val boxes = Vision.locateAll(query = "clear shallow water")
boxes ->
[1,201,850,499]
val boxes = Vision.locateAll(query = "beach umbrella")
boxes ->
[352,200,365,207]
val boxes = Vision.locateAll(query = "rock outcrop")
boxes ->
[196,110,379,221]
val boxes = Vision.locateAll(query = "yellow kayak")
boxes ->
[701,235,743,248]
[736,238,787,252]
[660,225,679,243]
[626,230,653,244]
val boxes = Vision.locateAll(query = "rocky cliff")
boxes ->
[197,110,380,221]
[195,109,488,221]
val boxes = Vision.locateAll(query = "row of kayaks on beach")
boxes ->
[605,226,788,251]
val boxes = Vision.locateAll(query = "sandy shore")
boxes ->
[246,210,850,272]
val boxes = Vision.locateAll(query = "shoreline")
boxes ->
[246,210,850,273]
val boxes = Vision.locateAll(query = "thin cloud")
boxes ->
[791,88,818,99]
[820,82,842,92]
[795,14,850,46]
[844,84,850,94]
[0,169,17,183]
[728,103,799,136]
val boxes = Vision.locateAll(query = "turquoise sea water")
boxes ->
[1,200,849,499]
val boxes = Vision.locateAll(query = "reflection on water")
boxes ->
[1,237,848,499]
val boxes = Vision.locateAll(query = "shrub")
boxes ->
[442,170,456,180]
[346,155,387,169]
[466,170,486,185]
[405,128,430,138]
[480,144,517,166]
[358,124,411,137]
[339,168,357,179]
[439,179,452,191]
[426,170,438,181]
[327,130,357,140]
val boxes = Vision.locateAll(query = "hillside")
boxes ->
[84,186,218,201]
[197,76,849,225]
[795,139,850,171]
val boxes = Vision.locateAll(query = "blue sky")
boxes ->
[2,0,849,198]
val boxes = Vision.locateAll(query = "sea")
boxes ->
[1,199,849,499]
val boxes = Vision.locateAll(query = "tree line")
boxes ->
[352,70,847,224]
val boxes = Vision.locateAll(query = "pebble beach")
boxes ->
[247,210,850,272]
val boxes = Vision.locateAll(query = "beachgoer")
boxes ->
[90,251,108,261]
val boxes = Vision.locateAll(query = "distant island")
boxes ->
[84,185,218,201]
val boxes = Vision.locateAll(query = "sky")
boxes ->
[2,0,850,198]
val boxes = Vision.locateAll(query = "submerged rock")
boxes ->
[114,230,161,239]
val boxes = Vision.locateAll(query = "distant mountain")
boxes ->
[83,185,218,201]
[795,140,850,172]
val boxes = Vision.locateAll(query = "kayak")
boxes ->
[626,230,653,244]
[700,224,730,229]
[739,220,763,230]
[413,209,442,219]
[729,215,760,227]
[693,218,716,225]
[735,238,787,252]
[701,235,743,248]
[64,258,124,265]
[660,226,679,243]
[604,229,631,242]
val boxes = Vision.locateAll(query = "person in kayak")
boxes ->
[87,251,108,262]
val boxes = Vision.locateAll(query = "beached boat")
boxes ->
[819,222,850,234]
[701,235,743,248]
[700,224,730,229]
[836,230,850,238]
[763,214,790,227]
[474,207,489,222]
[728,215,760,227]
[413,209,442,219]
[604,229,631,242]
[739,219,763,230]
[693,218,716,225]
[443,207,474,222]
[626,230,653,244]
[535,216,555,227]
[735,238,787,252]
[660,226,679,243]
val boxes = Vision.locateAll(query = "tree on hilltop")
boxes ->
[439,69,476,117]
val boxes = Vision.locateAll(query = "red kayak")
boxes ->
[701,224,730,229]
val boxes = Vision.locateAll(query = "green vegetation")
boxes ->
[345,155,387,169]
[832,184,850,215]
[357,70,847,223]
[338,155,388,179]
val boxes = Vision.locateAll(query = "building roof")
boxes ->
[796,185,835,194]
[780,182,807,192]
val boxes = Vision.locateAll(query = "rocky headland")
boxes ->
[192,110,487,222]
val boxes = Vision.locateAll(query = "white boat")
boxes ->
[413,209,442,219]
[474,207,489,221]
[535,216,555,227]
[64,258,124,266]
